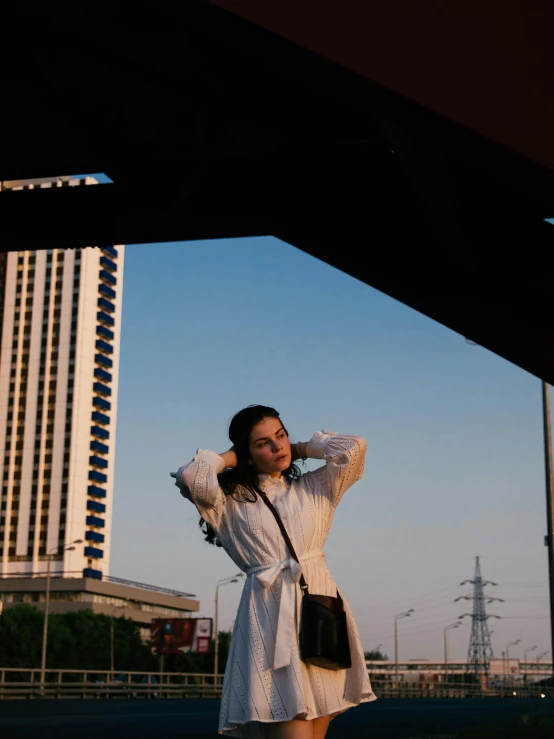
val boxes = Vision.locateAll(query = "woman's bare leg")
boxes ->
[264,719,314,739]
[312,715,332,739]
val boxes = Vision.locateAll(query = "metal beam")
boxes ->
[542,382,554,682]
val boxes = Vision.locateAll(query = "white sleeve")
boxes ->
[304,430,367,506]
[170,449,226,513]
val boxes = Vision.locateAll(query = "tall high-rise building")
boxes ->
[0,176,124,580]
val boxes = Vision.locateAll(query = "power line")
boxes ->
[363,586,462,611]
[363,603,464,627]
[499,581,548,587]
[362,581,547,615]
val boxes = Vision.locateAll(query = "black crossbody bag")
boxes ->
[254,485,352,671]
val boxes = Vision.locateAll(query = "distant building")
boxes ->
[0,176,123,580]
[0,575,199,640]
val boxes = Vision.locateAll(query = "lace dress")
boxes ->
[172,431,376,737]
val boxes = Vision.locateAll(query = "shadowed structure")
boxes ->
[1,0,553,386]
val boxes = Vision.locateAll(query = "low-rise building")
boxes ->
[0,574,199,640]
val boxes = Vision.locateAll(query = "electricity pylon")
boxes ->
[455,556,503,684]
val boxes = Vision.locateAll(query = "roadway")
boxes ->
[0,698,552,738]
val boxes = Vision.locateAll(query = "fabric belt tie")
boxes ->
[246,550,324,670]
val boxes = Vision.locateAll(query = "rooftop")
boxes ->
[0,574,200,625]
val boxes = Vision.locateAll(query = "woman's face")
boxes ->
[249,416,291,478]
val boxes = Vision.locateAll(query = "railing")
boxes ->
[365,660,554,676]
[0,669,222,700]
[369,681,553,700]
[0,683,220,700]
[1,668,552,700]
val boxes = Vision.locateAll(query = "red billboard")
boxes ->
[151,618,213,655]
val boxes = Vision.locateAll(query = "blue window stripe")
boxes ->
[89,455,108,469]
[101,246,118,259]
[87,499,106,513]
[100,256,117,272]
[84,546,104,559]
[96,339,113,355]
[87,485,106,498]
[95,353,113,368]
[98,297,115,313]
[83,567,103,579]
[99,269,117,286]
[85,530,105,543]
[93,382,111,397]
[96,325,114,341]
[97,311,115,327]
[89,470,107,484]
[93,397,111,411]
[99,283,116,300]
[86,515,105,528]
[94,367,112,383]
[92,411,110,425]
[90,439,109,454]
[91,425,110,440]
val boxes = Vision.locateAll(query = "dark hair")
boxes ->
[200,405,301,545]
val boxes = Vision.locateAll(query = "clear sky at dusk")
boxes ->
[109,236,551,664]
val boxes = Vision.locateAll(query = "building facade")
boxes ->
[0,176,123,580]
[0,575,199,641]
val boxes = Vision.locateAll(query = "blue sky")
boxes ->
[110,236,551,663]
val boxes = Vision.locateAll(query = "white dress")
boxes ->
[172,431,377,737]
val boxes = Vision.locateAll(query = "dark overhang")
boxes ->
[2,1,554,382]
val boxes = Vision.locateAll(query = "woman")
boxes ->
[171,405,376,739]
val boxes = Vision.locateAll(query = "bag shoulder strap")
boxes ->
[253,484,309,593]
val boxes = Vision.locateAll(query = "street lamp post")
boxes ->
[394,610,414,686]
[536,650,549,685]
[506,639,520,664]
[541,381,554,686]
[466,346,553,685]
[505,639,520,687]
[214,574,243,683]
[444,622,462,689]
[40,539,82,685]
[523,645,538,683]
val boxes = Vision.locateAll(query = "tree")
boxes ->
[364,648,388,661]
[216,630,232,673]
[159,630,232,675]
[0,606,232,674]
[0,605,156,672]
[0,604,43,668]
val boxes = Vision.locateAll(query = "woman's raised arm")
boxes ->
[297,430,367,506]
[171,447,234,513]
